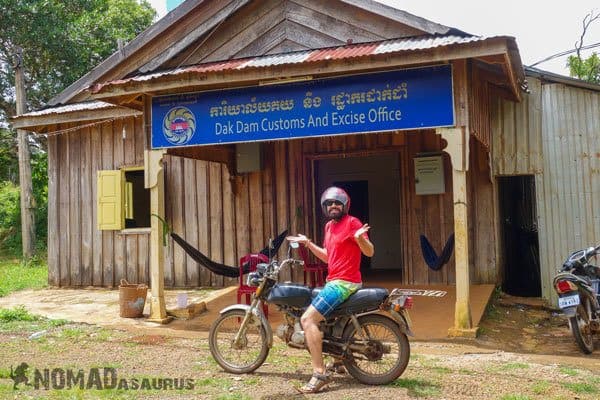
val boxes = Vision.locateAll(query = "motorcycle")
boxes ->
[208,241,415,385]
[553,245,600,354]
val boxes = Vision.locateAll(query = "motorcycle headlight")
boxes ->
[246,272,262,287]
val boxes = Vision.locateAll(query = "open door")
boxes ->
[498,175,541,297]
[315,153,402,274]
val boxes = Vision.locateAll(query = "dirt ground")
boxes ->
[2,291,600,399]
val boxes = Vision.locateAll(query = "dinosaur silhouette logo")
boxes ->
[10,362,32,390]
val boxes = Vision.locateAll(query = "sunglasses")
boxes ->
[324,200,343,207]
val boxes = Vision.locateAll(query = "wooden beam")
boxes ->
[438,127,477,338]
[145,148,171,324]
[167,144,235,165]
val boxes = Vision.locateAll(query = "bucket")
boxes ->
[119,279,148,318]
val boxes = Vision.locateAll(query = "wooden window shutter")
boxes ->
[97,170,124,230]
[124,181,134,220]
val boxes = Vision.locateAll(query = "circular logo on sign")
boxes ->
[162,107,196,145]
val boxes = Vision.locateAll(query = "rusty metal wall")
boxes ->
[492,77,600,305]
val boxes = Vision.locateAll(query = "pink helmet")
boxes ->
[320,186,350,216]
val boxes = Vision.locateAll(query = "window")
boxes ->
[97,168,150,230]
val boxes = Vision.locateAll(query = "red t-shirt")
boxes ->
[323,215,366,283]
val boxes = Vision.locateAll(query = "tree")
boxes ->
[0,0,155,257]
[0,0,156,122]
[567,10,600,83]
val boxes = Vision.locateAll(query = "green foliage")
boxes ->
[0,0,156,121]
[0,1,154,259]
[562,382,598,394]
[0,150,48,256]
[532,380,550,395]
[568,53,600,83]
[0,257,47,296]
[0,129,18,183]
[388,378,442,397]
[0,183,23,254]
[0,305,39,322]
[559,366,579,376]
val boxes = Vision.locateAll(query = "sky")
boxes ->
[147,0,599,77]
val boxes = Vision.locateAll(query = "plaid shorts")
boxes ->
[311,279,361,317]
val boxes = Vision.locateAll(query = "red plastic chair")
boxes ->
[299,245,327,288]
[237,253,269,317]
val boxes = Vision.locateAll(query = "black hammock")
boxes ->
[170,229,288,278]
[419,233,455,271]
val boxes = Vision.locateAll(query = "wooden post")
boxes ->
[14,47,35,259]
[438,127,477,338]
[145,148,171,323]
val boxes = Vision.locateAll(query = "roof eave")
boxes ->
[10,103,141,133]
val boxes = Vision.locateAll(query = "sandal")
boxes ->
[297,372,332,393]
[326,360,346,374]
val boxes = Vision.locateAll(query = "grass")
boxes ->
[0,305,40,322]
[487,362,530,373]
[499,395,532,400]
[0,306,68,333]
[559,366,579,376]
[561,382,599,394]
[532,380,550,394]
[388,378,442,397]
[0,256,47,297]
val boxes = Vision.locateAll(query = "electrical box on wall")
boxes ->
[236,142,262,173]
[414,155,445,195]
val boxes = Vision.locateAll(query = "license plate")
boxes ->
[558,294,580,308]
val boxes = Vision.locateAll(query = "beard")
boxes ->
[327,208,344,221]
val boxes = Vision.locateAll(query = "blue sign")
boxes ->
[151,65,454,148]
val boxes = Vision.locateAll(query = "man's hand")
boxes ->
[354,224,374,257]
[287,234,328,263]
[286,234,310,246]
[354,224,371,239]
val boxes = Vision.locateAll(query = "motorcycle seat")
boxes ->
[312,287,389,316]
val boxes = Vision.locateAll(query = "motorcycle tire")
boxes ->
[569,298,594,354]
[341,314,410,385]
[208,309,270,373]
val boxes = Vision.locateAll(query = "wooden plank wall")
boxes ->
[50,122,496,288]
[47,116,149,287]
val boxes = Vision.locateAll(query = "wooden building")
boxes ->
[12,0,529,335]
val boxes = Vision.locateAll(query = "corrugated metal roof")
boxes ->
[91,35,498,93]
[374,35,484,54]
[16,101,117,118]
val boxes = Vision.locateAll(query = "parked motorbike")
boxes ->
[553,245,600,354]
[208,242,415,385]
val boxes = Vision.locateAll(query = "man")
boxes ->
[288,186,374,393]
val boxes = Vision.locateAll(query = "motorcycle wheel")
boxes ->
[569,298,594,354]
[341,314,410,385]
[208,309,270,373]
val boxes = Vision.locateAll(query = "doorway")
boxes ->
[315,153,402,273]
[498,175,541,297]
